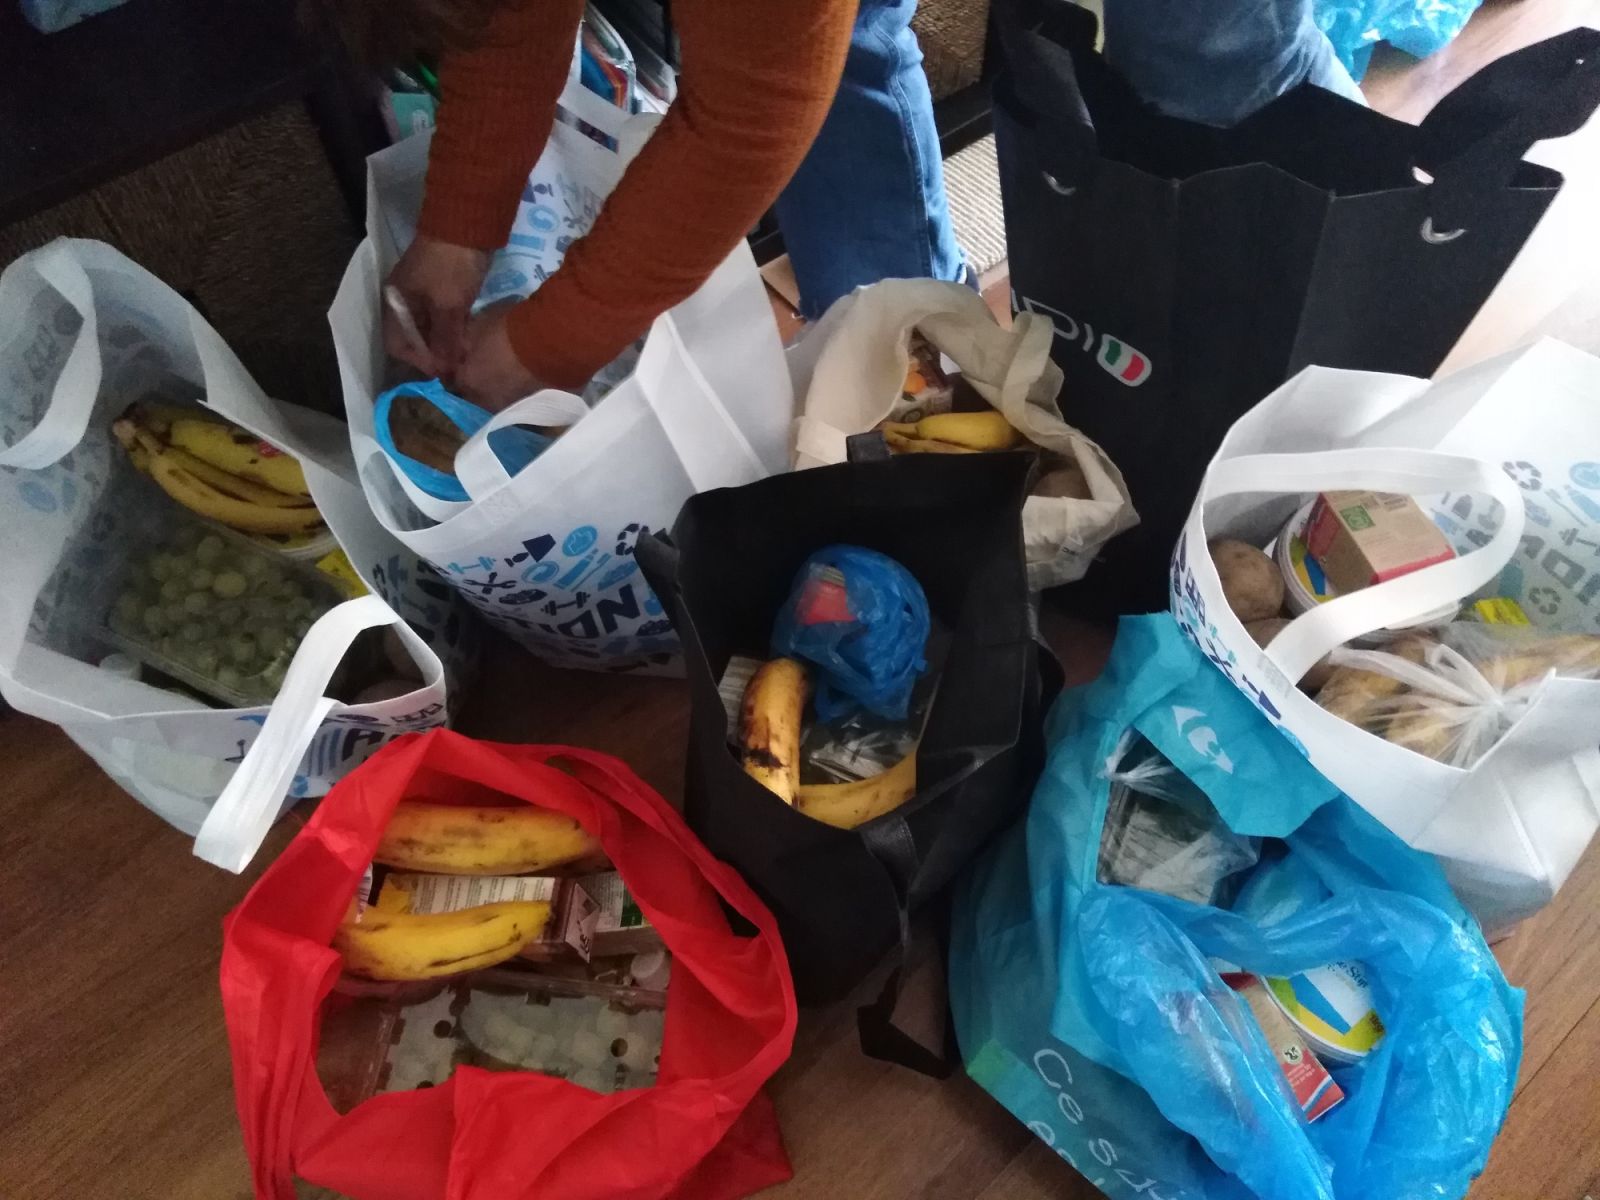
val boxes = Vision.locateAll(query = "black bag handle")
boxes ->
[1417,27,1600,237]
[992,0,1104,189]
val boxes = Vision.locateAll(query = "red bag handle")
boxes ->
[221,731,797,1200]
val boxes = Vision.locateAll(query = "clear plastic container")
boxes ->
[318,965,669,1111]
[98,508,345,707]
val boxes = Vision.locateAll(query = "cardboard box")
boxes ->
[1305,491,1454,592]
[1225,973,1345,1123]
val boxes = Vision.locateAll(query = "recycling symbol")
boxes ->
[1528,586,1562,616]
[1504,461,1543,491]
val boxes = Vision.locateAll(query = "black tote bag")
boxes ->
[638,453,1052,1036]
[996,0,1600,613]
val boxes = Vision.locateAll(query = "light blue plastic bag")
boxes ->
[1314,0,1482,79]
[950,614,1521,1200]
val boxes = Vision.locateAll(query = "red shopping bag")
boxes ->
[220,729,798,1200]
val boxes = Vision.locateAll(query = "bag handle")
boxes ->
[1202,448,1525,682]
[991,0,1107,189]
[193,594,437,873]
[451,389,592,500]
[0,242,105,470]
[1417,28,1600,237]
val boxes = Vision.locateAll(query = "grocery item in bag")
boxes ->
[1,239,464,862]
[951,615,1521,1200]
[222,730,798,1200]
[1171,340,1600,931]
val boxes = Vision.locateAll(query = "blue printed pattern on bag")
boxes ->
[479,171,605,308]
[1431,464,1600,631]
[439,522,678,671]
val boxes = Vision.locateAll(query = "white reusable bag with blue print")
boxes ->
[331,68,792,672]
[0,239,472,867]
[1171,339,1600,931]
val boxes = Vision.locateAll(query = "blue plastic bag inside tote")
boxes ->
[1314,0,1482,78]
[949,614,1521,1200]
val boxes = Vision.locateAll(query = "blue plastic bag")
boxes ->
[1314,0,1482,79]
[770,545,929,721]
[950,614,1521,1200]
[372,379,550,503]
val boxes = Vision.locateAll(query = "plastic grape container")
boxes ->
[101,518,343,707]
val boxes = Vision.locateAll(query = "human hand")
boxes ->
[451,305,543,412]
[383,236,492,377]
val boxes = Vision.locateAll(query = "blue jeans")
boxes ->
[775,0,966,318]
[1103,0,1364,126]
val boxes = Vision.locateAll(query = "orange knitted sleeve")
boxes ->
[503,0,856,388]
[416,0,586,251]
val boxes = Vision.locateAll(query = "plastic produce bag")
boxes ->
[1318,624,1600,768]
[770,545,931,721]
[1315,0,1483,79]
[950,614,1521,1200]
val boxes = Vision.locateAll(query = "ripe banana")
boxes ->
[139,446,327,534]
[882,428,978,455]
[114,409,324,535]
[169,416,311,497]
[376,801,602,875]
[334,900,551,980]
[795,750,917,830]
[882,410,1024,453]
[740,658,810,804]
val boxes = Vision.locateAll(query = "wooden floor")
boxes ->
[5,2,1600,1197]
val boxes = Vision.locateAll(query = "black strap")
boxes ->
[1418,28,1600,234]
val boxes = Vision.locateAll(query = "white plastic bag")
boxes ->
[1171,339,1600,930]
[333,74,793,671]
[0,239,470,867]
[788,279,1137,589]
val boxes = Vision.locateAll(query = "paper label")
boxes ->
[560,882,601,962]
[717,655,763,740]
[391,873,561,912]
[579,871,651,934]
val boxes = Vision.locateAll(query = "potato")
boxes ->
[1209,539,1285,622]
[1244,617,1333,692]
[1034,464,1091,499]
[1314,634,1433,725]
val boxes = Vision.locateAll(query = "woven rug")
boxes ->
[944,133,1006,279]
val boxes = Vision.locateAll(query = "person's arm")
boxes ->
[386,0,585,374]
[499,0,857,391]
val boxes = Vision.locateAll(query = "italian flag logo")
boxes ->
[1096,336,1152,387]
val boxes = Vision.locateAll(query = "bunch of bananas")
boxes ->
[112,404,325,539]
[334,801,604,981]
[739,658,918,830]
[880,410,1024,455]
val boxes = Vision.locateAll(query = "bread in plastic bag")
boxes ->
[1316,624,1600,768]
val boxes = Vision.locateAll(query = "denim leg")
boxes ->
[775,0,966,318]
[1103,0,1362,126]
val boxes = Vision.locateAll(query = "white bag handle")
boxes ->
[192,594,435,873]
[634,312,772,493]
[1203,447,1525,681]
[0,243,103,470]
[452,390,592,499]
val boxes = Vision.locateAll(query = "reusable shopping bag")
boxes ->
[994,0,1600,611]
[787,278,1137,590]
[0,240,472,860]
[950,614,1522,1200]
[331,70,792,673]
[221,729,797,1200]
[638,454,1053,1022]
[1172,338,1600,931]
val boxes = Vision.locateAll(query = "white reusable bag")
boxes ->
[333,72,792,671]
[1171,339,1600,931]
[788,279,1137,589]
[0,239,468,865]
